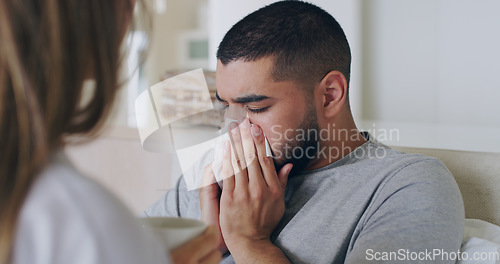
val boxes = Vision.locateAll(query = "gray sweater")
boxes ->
[144,140,464,264]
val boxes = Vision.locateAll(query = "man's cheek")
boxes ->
[268,124,283,141]
[262,126,281,146]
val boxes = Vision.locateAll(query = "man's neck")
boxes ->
[304,120,367,171]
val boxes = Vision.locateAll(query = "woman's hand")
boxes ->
[199,164,228,254]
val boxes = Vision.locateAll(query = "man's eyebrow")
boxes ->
[215,91,271,104]
[233,94,270,104]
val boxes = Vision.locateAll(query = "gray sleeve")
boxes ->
[141,150,214,219]
[142,177,188,218]
[345,159,465,264]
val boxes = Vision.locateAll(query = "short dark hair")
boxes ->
[217,0,351,93]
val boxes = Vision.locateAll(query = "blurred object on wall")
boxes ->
[161,69,222,128]
[154,0,167,14]
[135,69,221,153]
[177,2,209,68]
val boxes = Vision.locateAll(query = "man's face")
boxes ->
[216,57,319,171]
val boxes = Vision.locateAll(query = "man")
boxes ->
[145,1,464,263]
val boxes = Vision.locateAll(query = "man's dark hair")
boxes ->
[217,0,351,94]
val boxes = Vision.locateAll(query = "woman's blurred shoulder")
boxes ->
[13,151,170,264]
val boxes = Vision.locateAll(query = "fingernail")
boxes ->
[251,125,261,136]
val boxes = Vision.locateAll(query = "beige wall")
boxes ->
[144,0,206,86]
[64,127,181,214]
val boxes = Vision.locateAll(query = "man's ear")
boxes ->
[319,71,348,119]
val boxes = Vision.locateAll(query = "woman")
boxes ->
[0,0,221,263]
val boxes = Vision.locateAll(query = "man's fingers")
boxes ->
[252,124,268,162]
[240,118,265,187]
[201,164,216,187]
[221,140,235,193]
[199,164,219,197]
[278,163,293,188]
[198,165,228,255]
[199,249,222,264]
[240,118,257,167]
[228,121,248,188]
[252,124,281,188]
[228,121,246,172]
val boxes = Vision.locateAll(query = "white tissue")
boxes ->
[211,119,272,188]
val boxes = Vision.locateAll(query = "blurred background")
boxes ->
[65,0,500,213]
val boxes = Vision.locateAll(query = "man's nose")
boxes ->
[224,105,247,122]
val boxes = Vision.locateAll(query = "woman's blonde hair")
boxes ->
[0,0,144,262]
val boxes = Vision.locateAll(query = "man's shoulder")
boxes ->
[350,142,450,176]
[357,143,462,210]
[359,133,448,174]
[377,145,453,182]
[313,141,449,179]
[306,141,459,200]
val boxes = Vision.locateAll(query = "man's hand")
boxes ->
[199,164,227,253]
[219,117,293,263]
[170,226,222,264]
